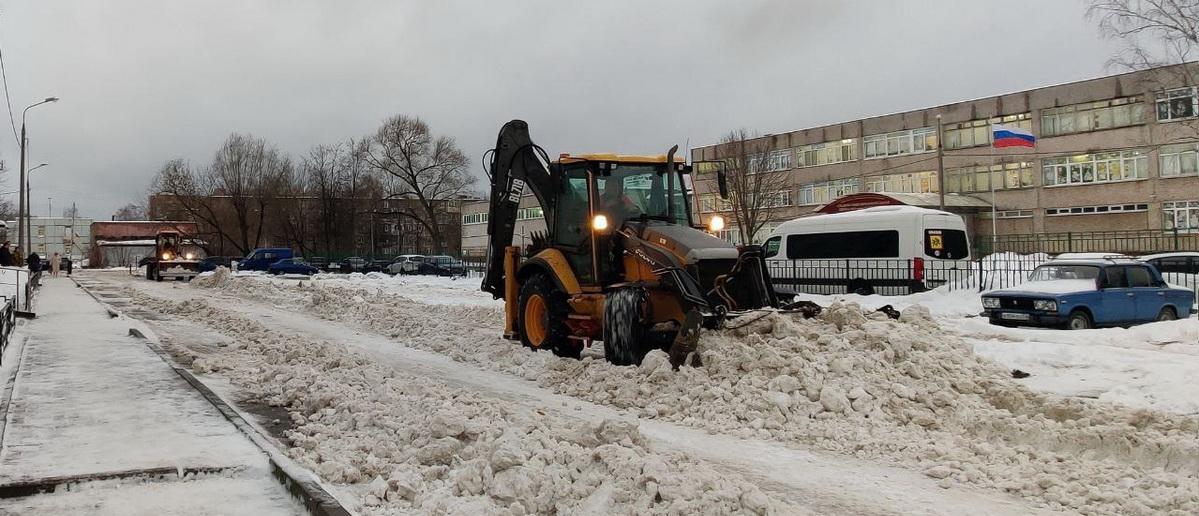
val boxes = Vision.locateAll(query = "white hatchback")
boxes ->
[387,255,426,275]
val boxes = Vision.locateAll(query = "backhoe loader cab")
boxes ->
[483,120,777,366]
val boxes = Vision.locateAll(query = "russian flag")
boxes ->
[992,123,1035,148]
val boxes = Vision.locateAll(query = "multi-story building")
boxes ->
[689,63,1199,252]
[5,217,94,261]
[460,195,547,260]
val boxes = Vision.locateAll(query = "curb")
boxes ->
[73,277,353,516]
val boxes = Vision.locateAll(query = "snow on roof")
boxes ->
[774,205,961,234]
[96,239,205,246]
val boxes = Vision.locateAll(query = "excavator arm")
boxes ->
[482,120,557,299]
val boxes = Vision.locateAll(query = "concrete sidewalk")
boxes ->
[0,277,302,515]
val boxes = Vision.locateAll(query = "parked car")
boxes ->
[337,256,368,273]
[982,258,1196,330]
[419,255,465,276]
[197,256,238,272]
[307,256,330,270]
[1139,252,1199,296]
[238,248,294,271]
[268,258,319,275]
[365,258,393,273]
[387,255,425,275]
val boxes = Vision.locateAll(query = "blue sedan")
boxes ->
[982,259,1196,330]
[268,258,319,276]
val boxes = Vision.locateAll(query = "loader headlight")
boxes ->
[1033,299,1057,312]
[591,214,610,231]
[161,252,172,260]
[981,297,1000,309]
[185,253,195,260]
[709,215,725,232]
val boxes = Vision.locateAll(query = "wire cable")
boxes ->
[0,22,17,147]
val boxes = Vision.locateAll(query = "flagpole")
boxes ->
[990,123,998,253]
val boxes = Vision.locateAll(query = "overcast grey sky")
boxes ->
[0,0,1119,219]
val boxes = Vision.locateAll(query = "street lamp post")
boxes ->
[18,97,59,259]
[22,163,48,258]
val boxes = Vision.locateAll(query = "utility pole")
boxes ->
[936,114,945,211]
[47,197,52,219]
[17,123,26,257]
[18,97,60,258]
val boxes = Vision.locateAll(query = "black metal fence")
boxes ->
[981,228,1198,256]
[0,296,16,366]
[765,256,1199,303]
[766,256,1049,296]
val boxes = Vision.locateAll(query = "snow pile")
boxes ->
[185,276,1199,514]
[151,295,788,515]
[191,266,234,288]
[543,303,1199,515]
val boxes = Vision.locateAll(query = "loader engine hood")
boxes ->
[638,222,739,264]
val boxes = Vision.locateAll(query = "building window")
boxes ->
[1163,200,1199,232]
[1156,87,1198,121]
[1045,203,1148,216]
[1159,143,1199,177]
[945,162,1036,193]
[1042,150,1148,186]
[516,207,544,220]
[864,171,939,194]
[462,212,489,225]
[863,127,937,159]
[1041,96,1145,137]
[699,194,732,213]
[796,139,856,167]
[797,178,860,205]
[750,190,791,208]
[944,114,1032,149]
[748,150,791,173]
[980,210,1035,219]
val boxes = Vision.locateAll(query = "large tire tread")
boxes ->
[603,287,651,366]
[517,274,580,359]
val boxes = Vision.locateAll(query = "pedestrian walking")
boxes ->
[26,252,41,272]
[0,241,12,267]
[50,252,61,277]
[66,256,73,276]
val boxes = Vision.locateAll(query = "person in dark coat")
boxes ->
[0,241,12,267]
[26,252,41,272]
[66,257,73,276]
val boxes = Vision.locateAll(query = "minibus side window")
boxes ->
[763,236,781,258]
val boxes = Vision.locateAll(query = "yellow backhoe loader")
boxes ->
[481,120,778,366]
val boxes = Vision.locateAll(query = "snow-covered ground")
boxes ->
[789,284,1199,415]
[78,268,1199,515]
[0,278,303,515]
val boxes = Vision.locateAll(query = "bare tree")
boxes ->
[362,115,474,254]
[1089,0,1199,139]
[112,202,148,221]
[1089,0,1199,69]
[714,129,792,245]
[151,133,292,255]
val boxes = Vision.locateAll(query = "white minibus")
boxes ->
[762,206,971,296]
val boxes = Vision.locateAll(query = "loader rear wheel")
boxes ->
[518,274,580,359]
[603,286,650,366]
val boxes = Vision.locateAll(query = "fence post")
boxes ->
[1173,226,1180,251]
[977,258,984,292]
[1067,232,1074,253]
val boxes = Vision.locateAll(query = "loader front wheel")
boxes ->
[603,286,650,366]
[518,274,579,359]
